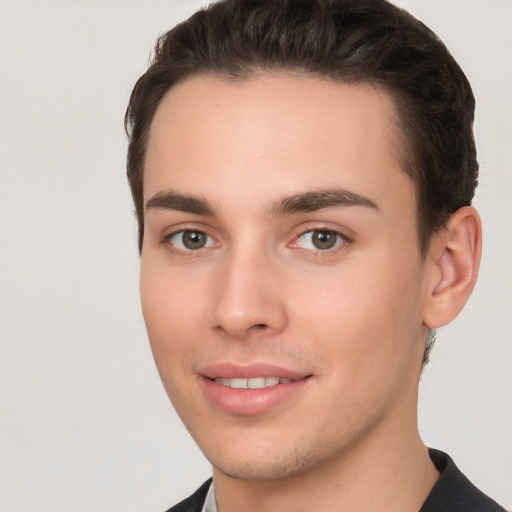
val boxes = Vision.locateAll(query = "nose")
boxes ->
[210,248,288,340]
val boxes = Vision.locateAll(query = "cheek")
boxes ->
[140,260,210,376]
[289,252,425,382]
[139,262,214,425]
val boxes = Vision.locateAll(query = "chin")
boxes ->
[204,439,324,482]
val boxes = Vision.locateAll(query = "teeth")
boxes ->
[230,378,248,389]
[265,377,279,386]
[214,376,290,389]
[248,377,265,389]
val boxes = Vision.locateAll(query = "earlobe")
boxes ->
[423,206,482,329]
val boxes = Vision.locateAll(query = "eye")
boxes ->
[166,230,218,251]
[293,229,346,251]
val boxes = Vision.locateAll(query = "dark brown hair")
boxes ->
[125,0,477,257]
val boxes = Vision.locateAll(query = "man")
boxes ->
[125,1,506,511]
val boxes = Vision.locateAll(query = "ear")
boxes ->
[423,206,482,329]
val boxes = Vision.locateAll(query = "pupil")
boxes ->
[183,231,206,249]
[312,230,337,250]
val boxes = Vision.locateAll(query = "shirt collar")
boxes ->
[201,481,217,512]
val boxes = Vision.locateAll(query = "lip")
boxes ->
[198,362,312,415]
[199,362,308,380]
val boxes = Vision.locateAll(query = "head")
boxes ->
[126,0,481,484]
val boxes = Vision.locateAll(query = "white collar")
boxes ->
[201,481,218,512]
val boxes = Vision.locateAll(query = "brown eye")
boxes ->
[182,231,207,249]
[311,230,338,249]
[295,229,345,251]
[167,230,217,251]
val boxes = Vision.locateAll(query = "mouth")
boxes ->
[213,376,299,389]
[199,365,313,415]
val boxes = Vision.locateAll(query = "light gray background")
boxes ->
[1,1,510,511]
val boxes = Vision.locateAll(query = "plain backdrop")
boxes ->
[1,1,510,511]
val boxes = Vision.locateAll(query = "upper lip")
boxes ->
[199,362,310,380]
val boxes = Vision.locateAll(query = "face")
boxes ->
[141,74,430,481]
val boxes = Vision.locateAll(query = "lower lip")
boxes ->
[199,376,311,415]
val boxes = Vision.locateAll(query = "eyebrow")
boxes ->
[268,188,379,216]
[144,187,379,217]
[145,190,216,216]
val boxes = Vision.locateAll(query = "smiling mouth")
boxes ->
[213,376,310,389]
[201,372,312,414]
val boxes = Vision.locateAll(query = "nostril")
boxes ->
[255,323,267,329]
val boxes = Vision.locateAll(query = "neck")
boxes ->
[212,417,439,512]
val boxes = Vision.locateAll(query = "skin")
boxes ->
[140,74,480,512]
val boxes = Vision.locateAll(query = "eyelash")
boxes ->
[160,227,352,255]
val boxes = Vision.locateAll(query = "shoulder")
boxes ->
[421,449,506,512]
[163,478,213,512]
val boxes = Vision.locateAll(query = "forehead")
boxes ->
[144,73,413,217]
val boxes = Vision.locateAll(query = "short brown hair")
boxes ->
[125,0,477,257]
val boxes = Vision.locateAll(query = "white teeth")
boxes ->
[230,378,248,389]
[248,377,266,389]
[214,376,287,389]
